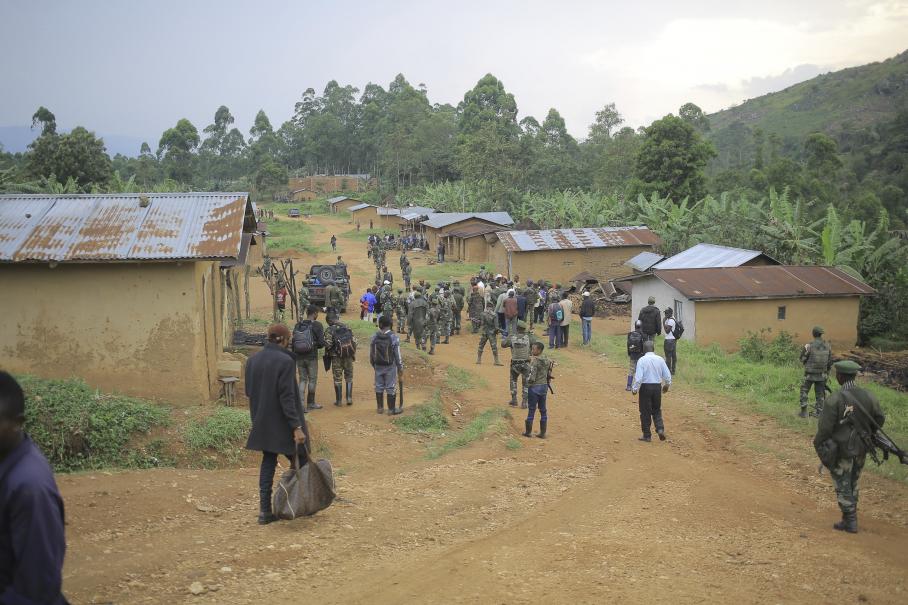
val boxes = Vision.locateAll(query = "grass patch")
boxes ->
[341,227,388,243]
[393,391,449,434]
[867,336,908,352]
[183,407,251,465]
[260,199,330,215]
[19,375,171,472]
[265,216,331,255]
[445,366,487,392]
[505,437,523,450]
[410,262,485,285]
[428,408,508,459]
[590,334,908,483]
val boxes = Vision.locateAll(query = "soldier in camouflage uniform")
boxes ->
[451,281,465,335]
[402,262,412,290]
[501,320,539,408]
[395,288,408,334]
[468,285,485,333]
[408,291,428,349]
[524,280,539,330]
[381,286,395,327]
[799,326,833,418]
[813,360,885,534]
[324,313,357,406]
[298,283,310,311]
[325,279,345,315]
[425,298,440,355]
[476,303,503,366]
[439,291,453,344]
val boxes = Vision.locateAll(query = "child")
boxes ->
[524,342,554,438]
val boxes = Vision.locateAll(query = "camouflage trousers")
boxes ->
[477,331,498,356]
[800,377,826,412]
[440,318,452,337]
[396,310,407,333]
[469,314,481,333]
[331,356,354,385]
[509,359,531,404]
[410,323,424,347]
[424,326,439,350]
[830,455,865,515]
[452,311,462,333]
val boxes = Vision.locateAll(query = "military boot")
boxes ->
[476,353,482,365]
[537,420,547,439]
[307,391,322,411]
[625,375,633,392]
[834,511,858,533]
[443,335,449,344]
[798,405,808,418]
[507,394,518,407]
[258,490,276,525]
[376,392,384,414]
[346,381,354,405]
[523,420,533,437]
[520,398,528,409]
[493,352,503,366]
[333,385,343,407]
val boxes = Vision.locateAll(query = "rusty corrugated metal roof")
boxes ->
[497,226,660,252]
[445,223,504,238]
[653,266,875,300]
[0,192,252,263]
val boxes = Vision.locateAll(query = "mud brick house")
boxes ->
[348,203,378,224]
[420,212,514,255]
[0,192,256,403]
[289,175,369,194]
[328,195,362,213]
[289,188,318,202]
[440,223,506,264]
[491,226,660,284]
[626,266,875,349]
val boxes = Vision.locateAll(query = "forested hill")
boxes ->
[708,49,908,158]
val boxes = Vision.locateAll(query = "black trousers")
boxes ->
[638,384,665,438]
[663,339,677,374]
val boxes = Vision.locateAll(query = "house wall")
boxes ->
[332,199,359,214]
[351,206,379,224]
[694,297,860,351]
[426,219,506,252]
[629,276,697,339]
[0,262,220,403]
[290,190,317,202]
[444,235,492,263]
[494,245,652,286]
[377,213,401,230]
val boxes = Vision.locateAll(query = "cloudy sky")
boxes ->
[1,0,906,147]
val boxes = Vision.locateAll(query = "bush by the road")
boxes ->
[183,407,251,465]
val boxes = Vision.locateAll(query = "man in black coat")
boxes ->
[245,324,310,525]
[637,296,662,343]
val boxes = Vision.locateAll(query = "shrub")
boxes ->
[19,375,170,472]
[739,328,798,365]
[183,407,251,463]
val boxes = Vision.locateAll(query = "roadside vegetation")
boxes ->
[591,334,908,482]
[183,407,252,467]
[263,215,330,255]
[445,366,487,392]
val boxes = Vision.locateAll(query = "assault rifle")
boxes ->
[843,391,908,466]
[546,359,555,395]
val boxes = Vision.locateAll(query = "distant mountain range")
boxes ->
[0,126,147,157]
[707,49,908,144]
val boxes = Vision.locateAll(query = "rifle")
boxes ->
[843,390,908,466]
[398,373,404,412]
[546,359,555,395]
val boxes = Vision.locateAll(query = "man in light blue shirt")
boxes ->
[632,341,672,442]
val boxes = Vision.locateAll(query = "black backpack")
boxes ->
[673,320,685,339]
[332,325,356,358]
[627,330,643,355]
[292,321,314,355]
[370,332,395,366]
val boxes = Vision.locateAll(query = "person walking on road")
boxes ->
[244,324,309,525]
[408,290,428,348]
[370,316,404,415]
[503,289,519,339]
[558,292,573,347]
[626,320,645,391]
[468,285,484,333]
[325,313,357,406]
[800,326,833,418]
[523,342,554,439]
[501,320,538,408]
[663,307,677,374]
[330,234,337,252]
[293,305,326,412]
[436,240,446,263]
[631,341,672,442]
[0,372,70,603]
[476,303,503,366]
[638,296,661,343]
[580,291,595,346]
[360,287,377,323]
[813,360,885,534]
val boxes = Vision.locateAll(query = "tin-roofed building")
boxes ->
[328,195,361,214]
[348,202,377,224]
[420,212,514,255]
[627,266,875,349]
[0,192,257,403]
[289,188,318,202]
[653,243,778,270]
[491,226,660,284]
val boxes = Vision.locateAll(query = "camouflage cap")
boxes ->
[833,360,861,375]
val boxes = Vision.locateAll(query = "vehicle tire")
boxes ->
[317,266,337,283]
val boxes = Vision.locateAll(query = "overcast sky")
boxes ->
[1,0,906,145]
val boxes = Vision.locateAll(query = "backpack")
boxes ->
[292,321,314,355]
[332,325,356,358]
[511,333,531,361]
[370,332,395,366]
[627,330,643,355]
[672,320,685,339]
[550,303,564,323]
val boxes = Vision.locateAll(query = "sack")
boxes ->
[673,320,685,339]
[371,332,394,366]
[273,452,336,519]
[332,325,357,358]
[291,322,314,355]
[814,438,838,469]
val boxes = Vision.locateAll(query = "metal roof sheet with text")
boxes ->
[497,226,659,252]
[653,266,875,300]
[0,192,252,262]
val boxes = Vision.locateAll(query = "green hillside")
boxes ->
[708,49,908,142]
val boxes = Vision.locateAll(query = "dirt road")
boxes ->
[59,212,908,604]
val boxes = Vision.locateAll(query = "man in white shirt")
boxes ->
[663,307,677,374]
[632,341,672,442]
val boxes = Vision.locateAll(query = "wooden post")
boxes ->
[231,268,242,328]
[244,264,251,319]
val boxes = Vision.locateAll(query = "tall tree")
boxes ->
[158,118,200,183]
[633,114,716,201]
